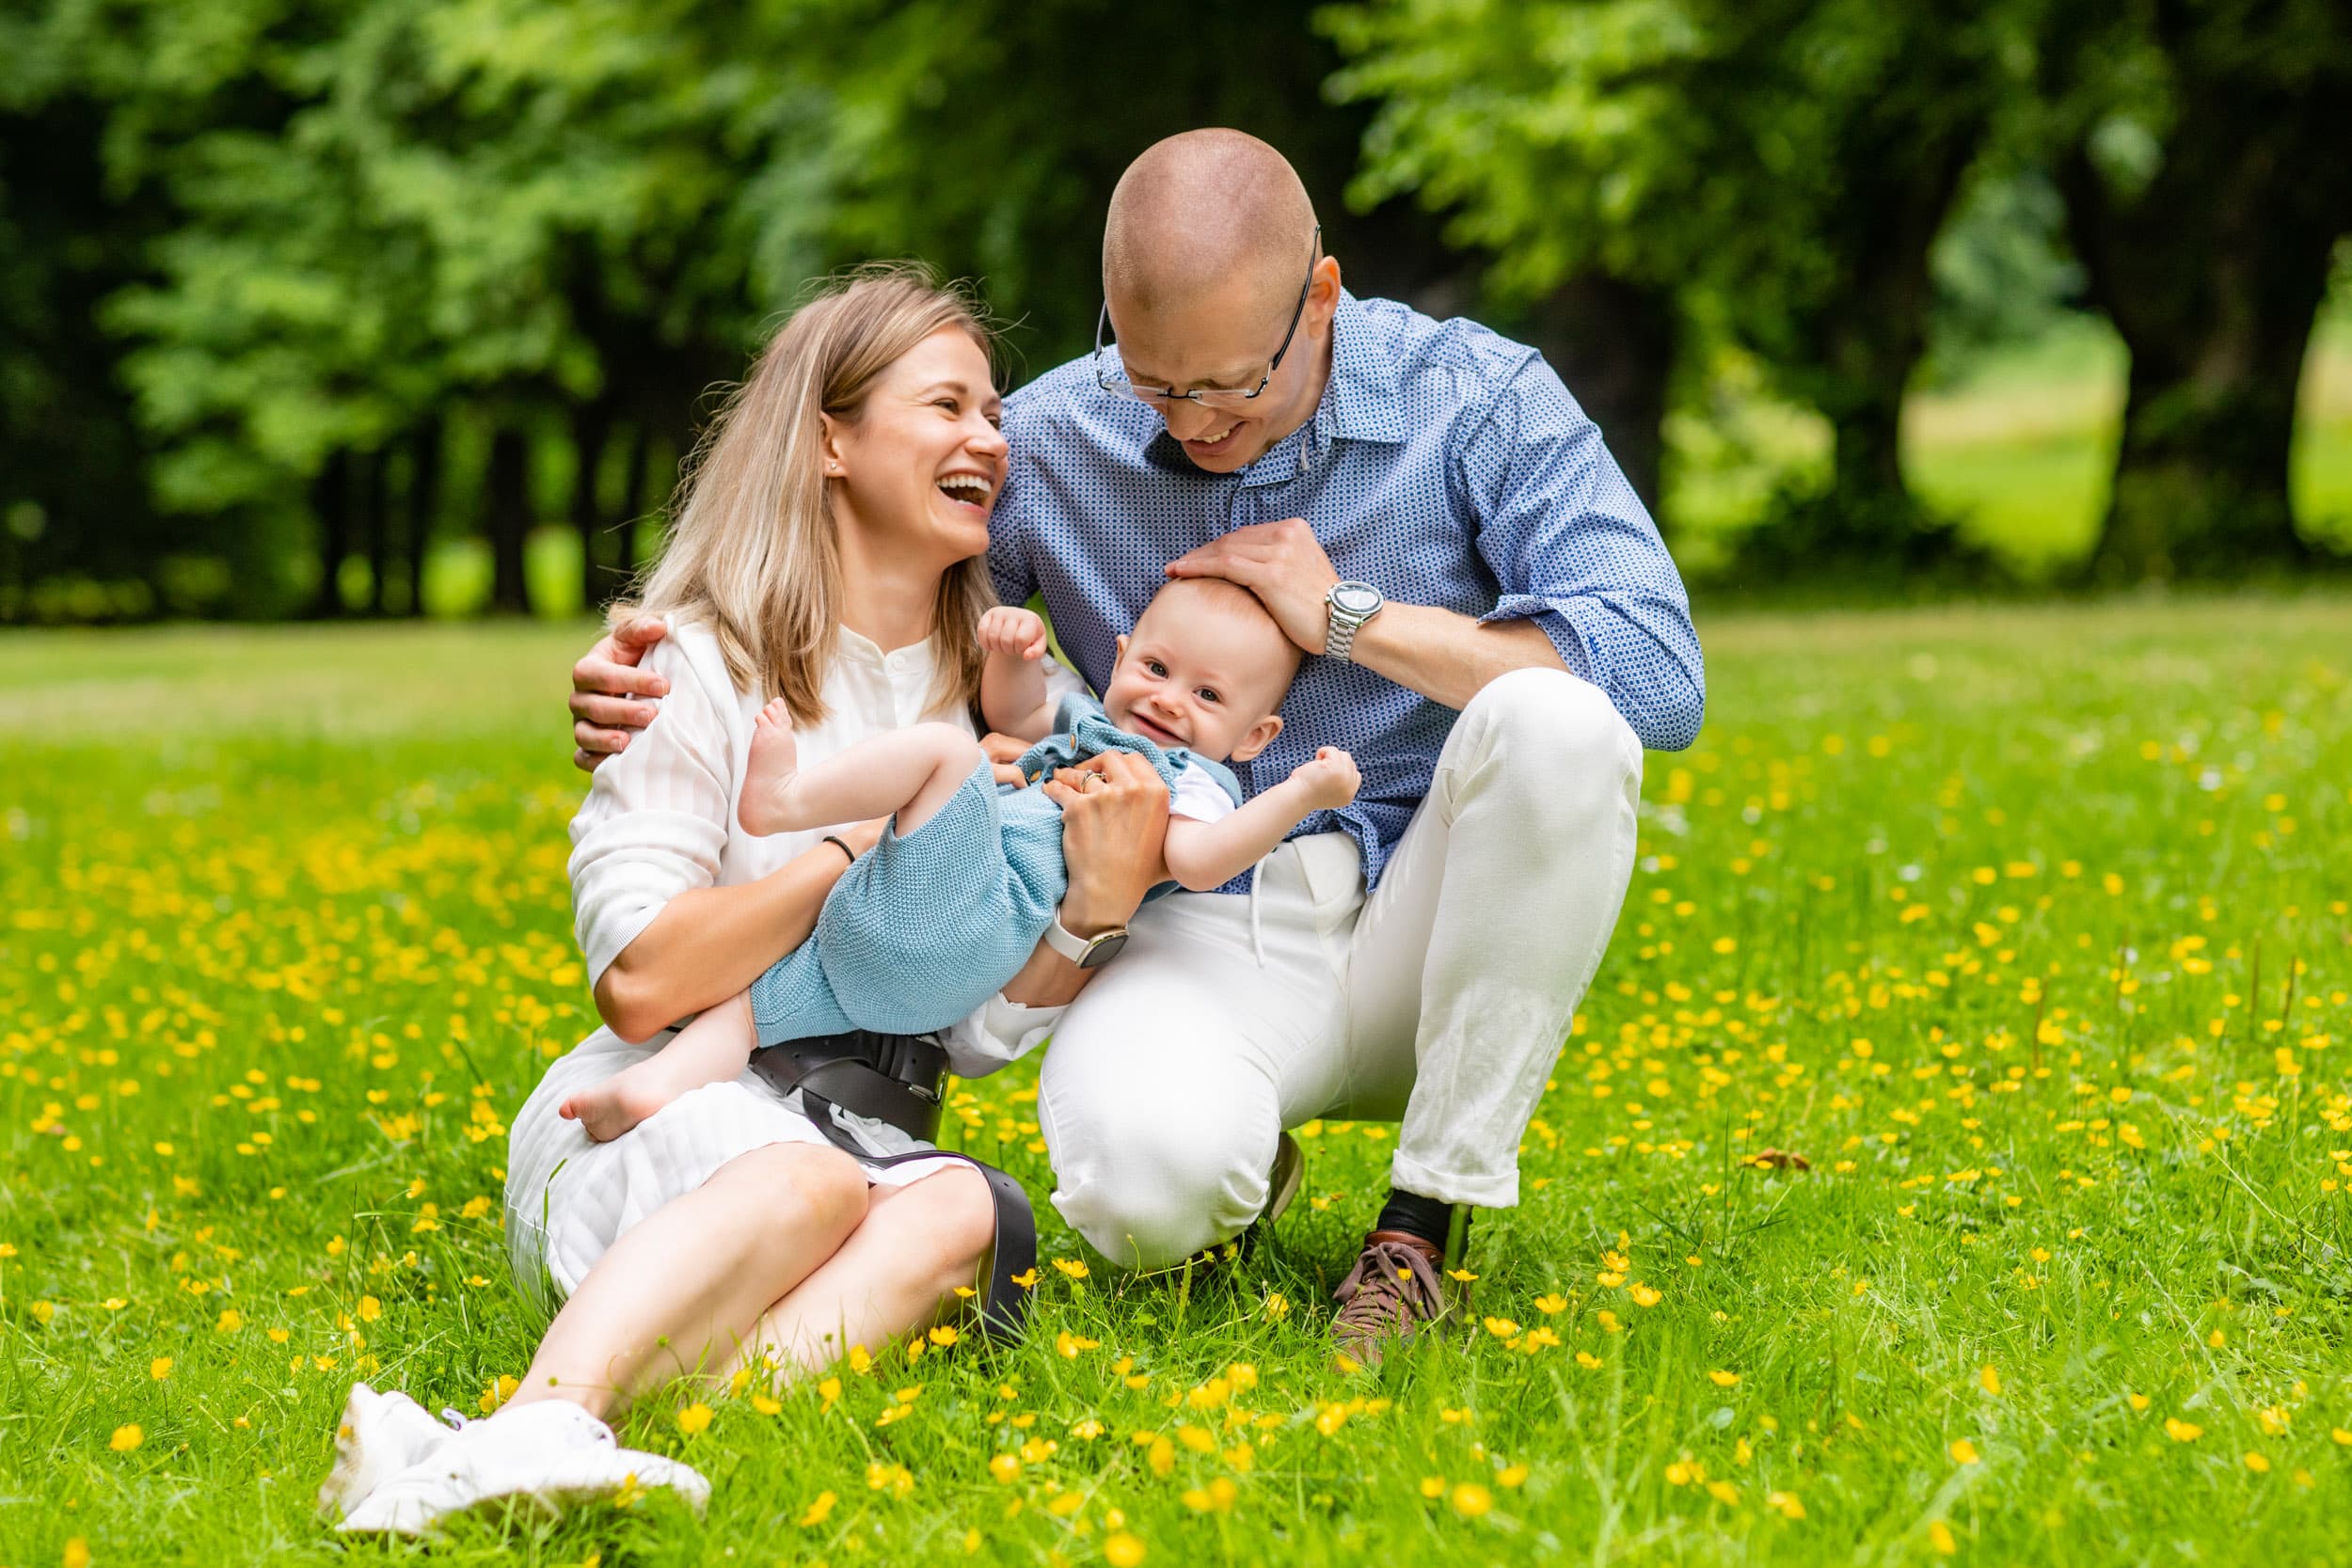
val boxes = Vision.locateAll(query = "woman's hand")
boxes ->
[1041,751,1169,935]
[571,615,670,770]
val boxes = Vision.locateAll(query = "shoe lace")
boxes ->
[1332,1239,1445,1338]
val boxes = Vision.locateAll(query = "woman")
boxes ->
[323,266,1168,1535]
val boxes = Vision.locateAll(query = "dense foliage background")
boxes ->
[3,0,2348,623]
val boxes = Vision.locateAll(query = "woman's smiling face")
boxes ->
[824,325,1008,568]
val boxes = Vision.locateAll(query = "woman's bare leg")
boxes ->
[720,1165,996,1380]
[502,1143,869,1420]
[559,991,756,1143]
[739,707,983,838]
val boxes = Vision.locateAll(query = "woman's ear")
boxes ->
[818,412,849,479]
[1229,712,1283,763]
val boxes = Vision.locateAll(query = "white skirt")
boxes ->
[503,1025,965,1310]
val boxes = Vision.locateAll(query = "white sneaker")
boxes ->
[319,1382,459,1520]
[335,1398,710,1537]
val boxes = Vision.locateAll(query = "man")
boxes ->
[571,130,1702,1364]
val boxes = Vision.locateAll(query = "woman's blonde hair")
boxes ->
[628,263,999,723]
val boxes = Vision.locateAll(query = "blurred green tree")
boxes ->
[1326,0,2028,571]
[83,0,771,617]
[0,5,184,619]
[37,0,1465,619]
[2039,0,2352,578]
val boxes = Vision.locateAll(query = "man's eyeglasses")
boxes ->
[1093,226,1322,413]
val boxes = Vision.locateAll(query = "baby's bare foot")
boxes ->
[558,1061,687,1143]
[739,697,806,835]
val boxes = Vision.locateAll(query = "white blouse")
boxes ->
[565,617,1069,1073]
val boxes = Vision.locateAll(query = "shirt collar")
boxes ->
[1314,291,1406,446]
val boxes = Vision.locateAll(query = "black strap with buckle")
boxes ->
[750,1029,1037,1342]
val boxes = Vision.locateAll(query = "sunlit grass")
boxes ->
[4,599,2349,1564]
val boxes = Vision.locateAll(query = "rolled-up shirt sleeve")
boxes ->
[1456,360,1707,751]
[566,637,736,989]
[942,993,1066,1078]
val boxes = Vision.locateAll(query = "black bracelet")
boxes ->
[822,834,857,866]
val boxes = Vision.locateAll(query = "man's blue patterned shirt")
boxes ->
[990,291,1704,894]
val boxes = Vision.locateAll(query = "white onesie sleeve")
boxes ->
[1168,764,1238,824]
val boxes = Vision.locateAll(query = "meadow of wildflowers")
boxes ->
[3,595,2348,1566]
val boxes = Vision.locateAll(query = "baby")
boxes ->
[561,576,1359,1141]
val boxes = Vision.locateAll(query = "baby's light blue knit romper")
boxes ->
[748,694,1244,1045]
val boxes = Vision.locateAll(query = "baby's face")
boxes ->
[1102,592,1291,763]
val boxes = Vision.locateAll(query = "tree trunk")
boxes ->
[359,450,391,616]
[571,402,611,614]
[485,427,533,616]
[1799,106,1982,563]
[404,417,442,618]
[2061,82,2344,580]
[612,421,651,594]
[309,449,351,619]
[1518,274,1677,515]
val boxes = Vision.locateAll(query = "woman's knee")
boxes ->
[889,1165,998,1270]
[721,1144,869,1253]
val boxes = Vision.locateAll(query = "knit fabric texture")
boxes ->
[749,695,1242,1045]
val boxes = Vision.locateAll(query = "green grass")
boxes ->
[5,599,2351,1566]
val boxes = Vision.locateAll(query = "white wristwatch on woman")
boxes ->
[1324,580,1386,661]
[1044,914,1130,970]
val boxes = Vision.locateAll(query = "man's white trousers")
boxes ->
[1037,667,1645,1269]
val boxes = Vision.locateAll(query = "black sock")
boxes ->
[1375,1187,1458,1251]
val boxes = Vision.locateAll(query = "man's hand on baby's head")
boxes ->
[977,607,1050,661]
[1289,746,1361,811]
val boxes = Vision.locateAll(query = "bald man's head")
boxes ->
[1103,130,1319,320]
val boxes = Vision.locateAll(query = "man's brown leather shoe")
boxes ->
[1330,1229,1451,1370]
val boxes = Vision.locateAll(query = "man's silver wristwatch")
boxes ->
[1044,914,1130,970]
[1324,580,1386,661]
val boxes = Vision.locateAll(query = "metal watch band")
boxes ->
[1324,581,1382,662]
[1325,613,1360,661]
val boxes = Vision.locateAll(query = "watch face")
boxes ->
[1079,930,1130,970]
[1332,583,1382,616]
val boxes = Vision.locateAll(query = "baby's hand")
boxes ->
[1289,746,1360,810]
[977,607,1050,661]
